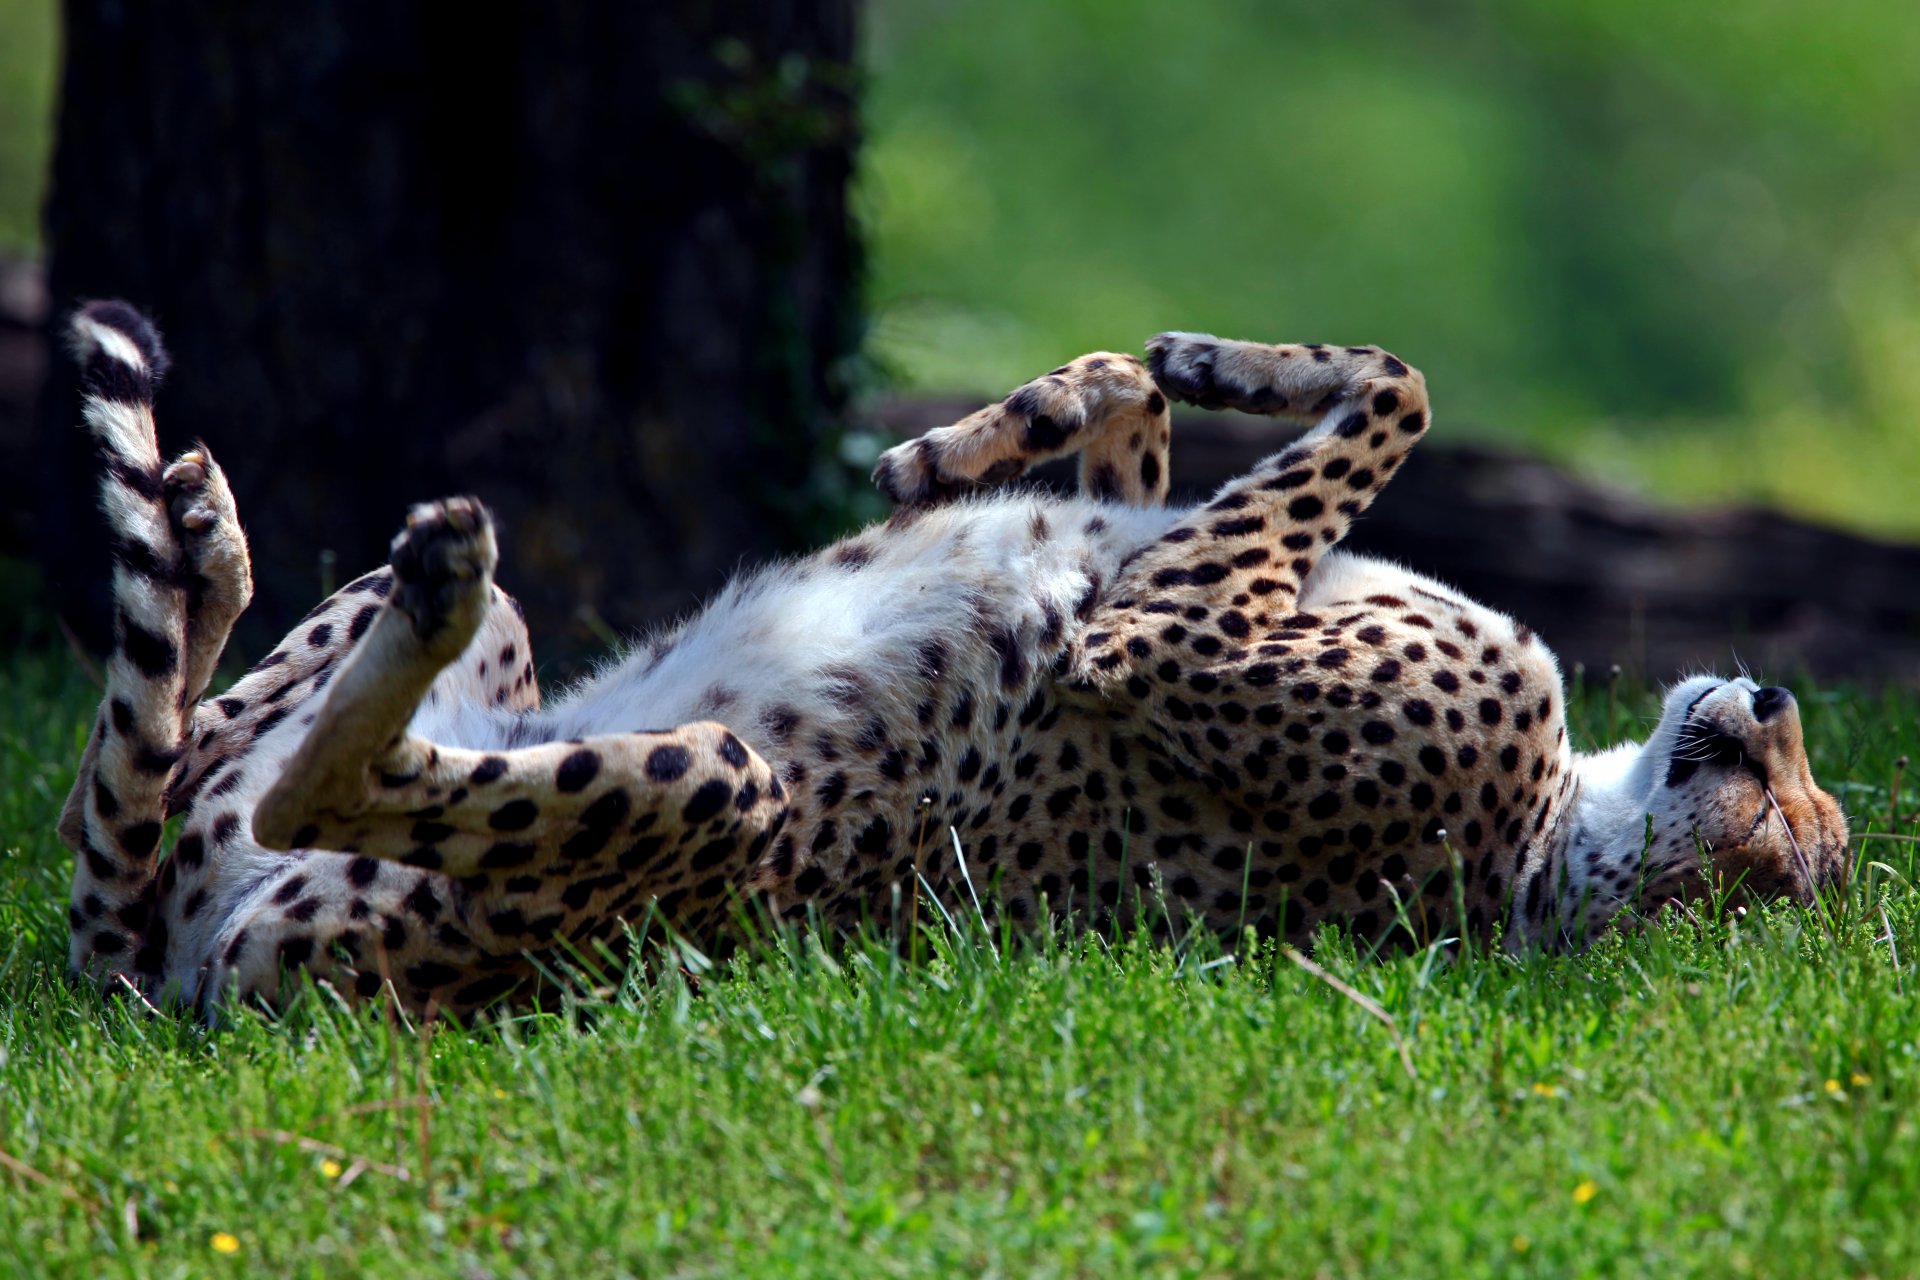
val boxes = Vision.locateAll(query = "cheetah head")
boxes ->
[1637,676,1849,911]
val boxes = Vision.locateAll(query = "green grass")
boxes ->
[3,646,1919,1277]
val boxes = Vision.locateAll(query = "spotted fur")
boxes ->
[58,306,1849,1017]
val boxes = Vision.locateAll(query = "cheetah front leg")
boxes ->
[249,500,790,994]
[872,351,1172,508]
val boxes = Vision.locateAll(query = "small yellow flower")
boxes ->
[1512,1234,1531,1253]
[1824,1078,1842,1094]
[493,1087,509,1100]
[1531,1082,1559,1097]
[320,1158,343,1179]
[1850,1071,1871,1087]
[210,1232,241,1255]
[1572,1180,1598,1205]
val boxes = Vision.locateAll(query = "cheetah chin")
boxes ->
[57,304,1847,1016]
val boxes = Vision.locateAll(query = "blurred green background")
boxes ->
[860,0,1920,536]
[6,0,1917,535]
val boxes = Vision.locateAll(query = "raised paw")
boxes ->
[1146,332,1264,411]
[164,447,249,566]
[872,352,1162,507]
[388,496,499,657]
[1146,332,1413,420]
[871,428,1014,507]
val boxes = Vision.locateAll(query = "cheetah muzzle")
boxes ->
[56,303,1850,1017]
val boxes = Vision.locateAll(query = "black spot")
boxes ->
[988,626,1030,690]
[1211,516,1266,538]
[402,879,443,921]
[348,604,380,641]
[690,838,737,872]
[251,706,290,742]
[488,799,539,831]
[646,744,692,781]
[470,756,509,785]
[119,820,162,861]
[1419,746,1447,776]
[556,748,602,793]
[405,961,460,990]
[1287,495,1324,521]
[683,780,732,825]
[833,542,875,570]
[853,815,892,857]
[1023,413,1071,451]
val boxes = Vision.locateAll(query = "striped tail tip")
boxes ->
[69,300,170,402]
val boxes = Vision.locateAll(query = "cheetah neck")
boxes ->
[1549,737,1674,942]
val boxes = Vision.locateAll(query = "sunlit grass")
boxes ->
[3,645,1918,1276]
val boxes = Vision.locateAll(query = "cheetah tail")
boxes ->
[68,301,177,573]
[58,302,189,976]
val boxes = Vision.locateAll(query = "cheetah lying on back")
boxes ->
[60,301,1849,1017]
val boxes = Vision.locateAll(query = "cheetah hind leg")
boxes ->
[1074,333,1433,693]
[166,445,254,706]
[58,443,253,855]
[872,351,1172,508]
[251,498,791,969]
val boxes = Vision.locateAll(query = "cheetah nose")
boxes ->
[1752,686,1793,723]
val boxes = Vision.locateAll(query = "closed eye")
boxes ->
[1666,721,1764,787]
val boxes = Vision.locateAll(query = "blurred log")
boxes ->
[879,396,1920,686]
[38,2,860,661]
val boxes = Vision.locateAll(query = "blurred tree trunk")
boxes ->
[40,1,861,664]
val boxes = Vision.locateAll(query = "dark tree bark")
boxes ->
[40,2,861,663]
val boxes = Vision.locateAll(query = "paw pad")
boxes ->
[388,497,499,649]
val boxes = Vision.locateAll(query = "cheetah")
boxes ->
[58,301,1849,1017]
